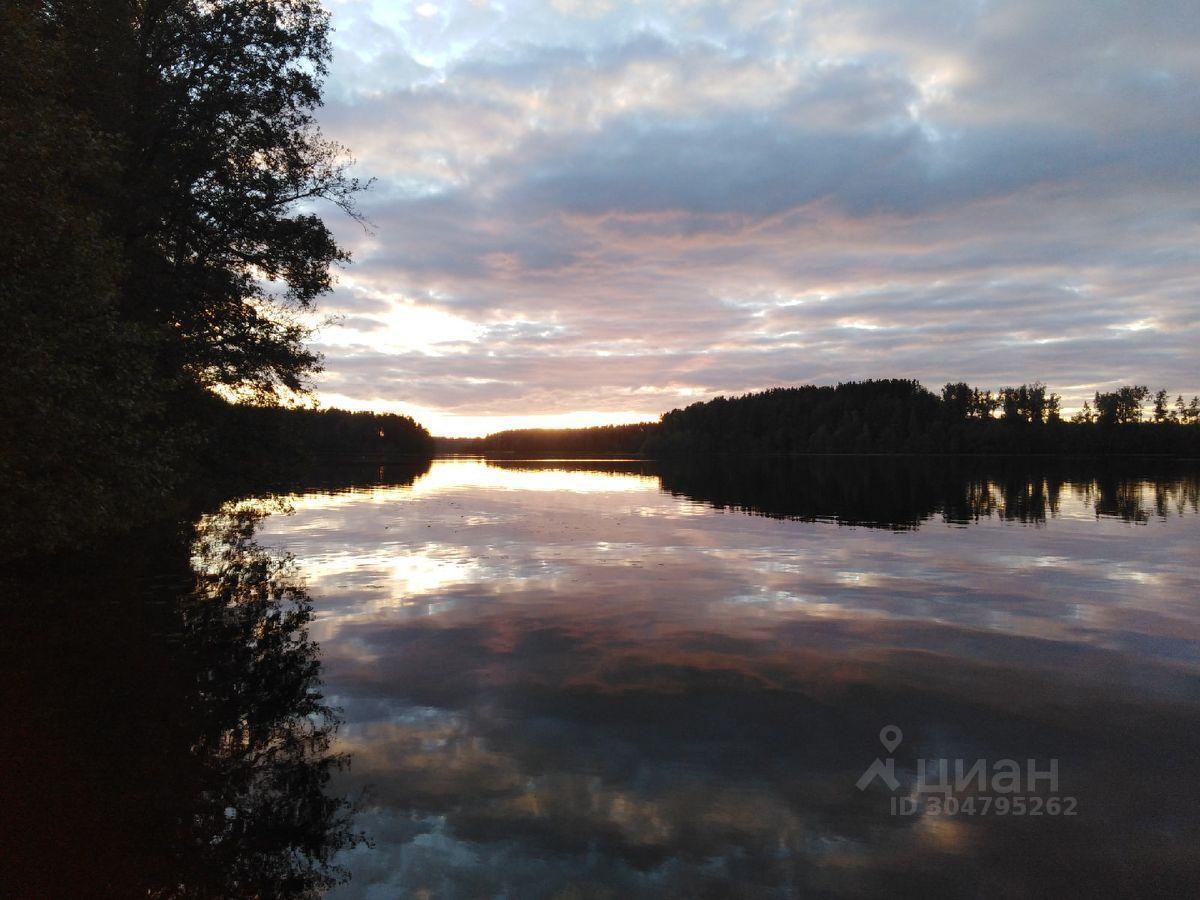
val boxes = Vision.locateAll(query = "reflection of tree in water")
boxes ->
[178,506,360,897]
[945,472,1064,524]
[655,456,1200,527]
[0,505,358,898]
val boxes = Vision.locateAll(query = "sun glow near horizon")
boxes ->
[315,392,655,438]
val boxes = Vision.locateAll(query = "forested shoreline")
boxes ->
[1,0,432,558]
[446,380,1200,458]
[648,380,1200,456]
[440,423,655,456]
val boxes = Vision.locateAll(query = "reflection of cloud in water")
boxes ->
[407,458,660,496]
[306,546,482,601]
[321,604,1200,897]
[240,459,1200,897]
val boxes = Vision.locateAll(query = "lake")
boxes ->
[3,456,1199,897]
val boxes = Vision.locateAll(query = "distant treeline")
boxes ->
[448,380,1200,458]
[648,381,1200,458]
[438,423,655,455]
[648,380,1200,456]
[208,401,434,470]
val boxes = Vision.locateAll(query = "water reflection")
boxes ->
[184,506,360,896]
[244,458,1200,897]
[0,504,364,897]
[652,455,1200,527]
[5,457,1199,897]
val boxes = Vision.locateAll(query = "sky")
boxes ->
[306,0,1200,437]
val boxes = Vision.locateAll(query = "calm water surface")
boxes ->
[259,458,1199,897]
[3,457,1199,897]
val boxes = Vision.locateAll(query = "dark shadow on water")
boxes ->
[198,456,434,505]
[0,459,432,897]
[486,454,1200,527]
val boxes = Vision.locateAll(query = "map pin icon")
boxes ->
[879,725,902,753]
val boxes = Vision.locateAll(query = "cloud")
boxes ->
[310,0,1200,435]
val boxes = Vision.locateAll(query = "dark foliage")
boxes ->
[646,380,1200,457]
[649,380,943,455]
[39,0,362,397]
[0,0,185,550]
[203,398,435,472]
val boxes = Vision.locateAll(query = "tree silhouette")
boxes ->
[2,0,383,557]
[1071,400,1095,424]
[43,0,366,398]
[1094,385,1150,426]
[467,423,655,455]
[642,381,1196,457]
[0,0,182,553]
[1154,390,1171,423]
[455,380,1197,459]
